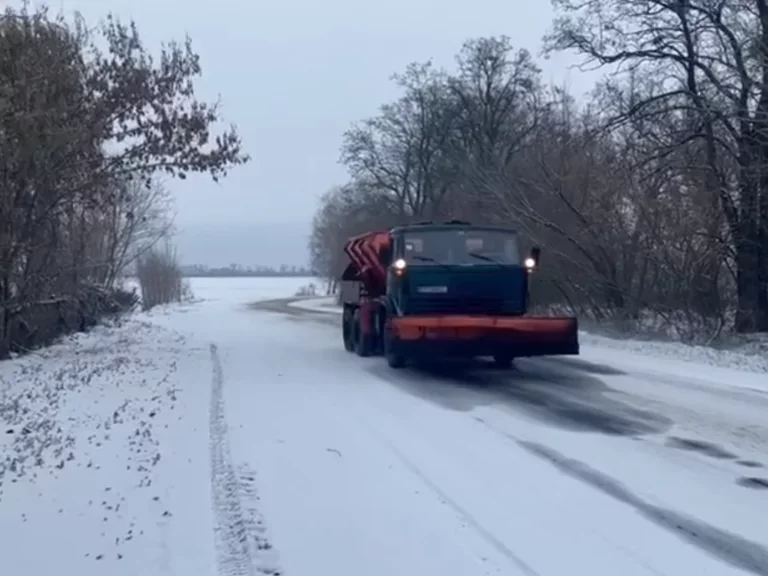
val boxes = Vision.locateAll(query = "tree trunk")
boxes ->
[734,232,766,332]
[758,230,768,331]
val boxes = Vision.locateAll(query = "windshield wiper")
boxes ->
[411,255,440,264]
[410,255,454,270]
[467,252,506,266]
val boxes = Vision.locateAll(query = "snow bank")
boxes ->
[579,331,768,374]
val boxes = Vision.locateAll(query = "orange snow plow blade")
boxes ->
[390,315,579,358]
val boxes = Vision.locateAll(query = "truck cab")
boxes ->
[385,222,535,317]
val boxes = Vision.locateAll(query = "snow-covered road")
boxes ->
[2,278,767,576]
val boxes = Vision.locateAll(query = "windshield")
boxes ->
[402,229,520,266]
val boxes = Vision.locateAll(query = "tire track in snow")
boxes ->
[345,398,540,575]
[209,344,280,576]
[475,416,768,576]
[384,440,540,576]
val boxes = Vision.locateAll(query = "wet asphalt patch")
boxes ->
[542,356,627,376]
[737,460,764,468]
[666,436,738,460]
[248,298,671,439]
[248,298,339,327]
[664,435,767,489]
[249,298,653,438]
[736,477,768,490]
[366,357,672,437]
[248,298,322,316]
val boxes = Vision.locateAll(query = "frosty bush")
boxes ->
[136,242,183,310]
[180,279,195,302]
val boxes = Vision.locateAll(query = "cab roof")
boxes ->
[390,221,518,235]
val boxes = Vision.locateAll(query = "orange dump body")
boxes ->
[343,230,391,297]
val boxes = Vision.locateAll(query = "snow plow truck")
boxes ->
[339,220,579,368]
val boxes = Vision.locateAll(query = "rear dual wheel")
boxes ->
[343,307,373,356]
[343,305,404,368]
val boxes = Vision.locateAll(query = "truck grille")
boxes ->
[408,297,520,315]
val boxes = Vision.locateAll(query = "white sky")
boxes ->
[24,0,598,266]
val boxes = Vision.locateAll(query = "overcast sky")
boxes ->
[32,0,596,266]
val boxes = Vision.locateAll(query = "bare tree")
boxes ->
[101,178,176,286]
[309,183,400,288]
[545,0,768,332]
[0,5,248,355]
[341,62,459,218]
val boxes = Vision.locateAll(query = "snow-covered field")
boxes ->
[1,276,767,576]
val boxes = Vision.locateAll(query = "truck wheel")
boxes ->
[493,354,514,369]
[342,307,354,352]
[384,326,405,368]
[353,309,372,357]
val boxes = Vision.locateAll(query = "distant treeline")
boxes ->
[181,265,313,277]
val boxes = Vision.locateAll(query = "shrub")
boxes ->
[136,242,183,310]
[295,283,317,297]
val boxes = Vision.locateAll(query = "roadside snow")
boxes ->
[291,297,768,381]
[0,317,215,575]
[578,331,768,375]
[0,277,305,576]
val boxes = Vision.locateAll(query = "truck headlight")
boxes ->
[524,257,536,270]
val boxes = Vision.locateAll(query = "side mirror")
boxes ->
[530,246,540,264]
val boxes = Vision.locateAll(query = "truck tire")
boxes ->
[353,309,372,357]
[342,307,354,352]
[383,326,405,368]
